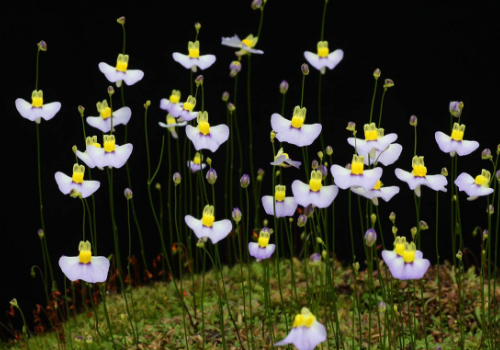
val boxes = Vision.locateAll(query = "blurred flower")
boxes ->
[169,95,199,121]
[186,111,229,152]
[173,41,216,71]
[160,90,182,114]
[187,152,207,173]
[206,168,217,185]
[59,241,110,283]
[347,123,401,165]
[435,123,479,157]
[331,155,383,191]
[232,207,242,223]
[86,100,131,133]
[221,34,264,56]
[454,169,494,201]
[279,80,289,94]
[350,179,399,206]
[382,238,430,280]
[395,156,447,197]
[271,148,301,168]
[274,307,327,350]
[261,185,298,218]
[271,106,322,147]
[449,101,462,118]
[240,174,250,188]
[85,135,133,169]
[99,54,144,87]
[15,90,61,123]
[248,228,276,261]
[292,170,339,208]
[185,205,232,244]
[303,41,344,75]
[173,172,182,185]
[229,61,242,77]
[55,164,100,198]
[159,114,187,139]
[365,228,377,247]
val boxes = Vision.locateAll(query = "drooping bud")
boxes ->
[206,168,217,185]
[456,250,463,260]
[222,91,230,102]
[78,105,85,117]
[497,144,500,155]
[263,219,269,228]
[370,214,377,225]
[326,145,333,156]
[420,220,429,230]
[144,100,151,109]
[383,79,394,89]
[389,212,396,223]
[392,226,398,235]
[9,299,18,307]
[173,172,182,185]
[481,148,492,160]
[257,168,265,182]
[117,16,126,25]
[441,167,448,176]
[194,22,201,32]
[124,188,133,200]
[301,63,310,75]
[411,226,418,239]
[311,160,319,170]
[227,103,236,113]
[232,208,242,223]
[206,157,212,166]
[365,228,377,247]
[316,237,323,244]
[409,115,418,126]
[38,41,47,51]
[108,86,115,96]
[449,101,461,118]
[297,214,307,227]
[195,75,204,86]
[279,80,289,94]
[304,204,314,217]
[373,68,381,80]
[240,174,250,188]
[229,61,242,77]
[346,121,356,132]
[319,164,328,179]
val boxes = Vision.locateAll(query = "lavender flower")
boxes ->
[271,106,322,147]
[303,41,344,75]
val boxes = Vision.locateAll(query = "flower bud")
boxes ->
[300,232,306,240]
[496,170,500,181]
[322,250,328,260]
[389,212,396,223]
[206,157,212,166]
[240,174,250,188]
[456,250,463,260]
[10,299,18,307]
[488,204,494,214]
[326,145,333,156]
[441,167,448,176]
[319,164,328,179]
[195,75,204,86]
[353,262,360,274]
[232,208,242,223]
[316,237,323,244]
[229,61,242,77]
[124,188,133,199]
[409,115,418,126]
[378,301,386,313]
[481,148,492,160]
[411,226,418,239]
[280,80,289,94]
[383,79,394,89]
[222,91,230,102]
[75,336,83,343]
[392,226,398,235]
[194,22,201,32]
[173,172,182,185]
[86,336,93,344]
[38,40,47,51]
[78,105,85,117]
[301,63,309,75]
[108,86,115,96]
[206,168,217,185]
[38,229,44,239]
[483,230,489,241]
[257,168,265,182]
[196,238,205,248]
[311,160,319,170]
[30,267,36,278]
[449,101,461,118]
[420,220,429,230]
[144,100,151,109]
[270,131,276,143]
[364,228,377,247]
[251,0,262,9]
[346,121,356,132]
[263,219,269,228]
[227,103,236,112]
[497,144,500,155]
[370,214,377,225]
[304,204,314,217]
[72,145,77,154]
[297,214,307,227]
[70,188,82,198]
[155,183,161,190]
[309,253,321,266]
[117,16,126,25]
[373,68,381,80]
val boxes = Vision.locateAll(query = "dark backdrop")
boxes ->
[1,0,499,339]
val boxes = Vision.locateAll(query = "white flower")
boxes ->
[261,185,298,218]
[304,41,343,75]
[454,169,494,200]
[15,90,61,123]
[274,307,327,350]
[98,54,144,86]
[86,100,131,133]
[172,41,216,71]
[330,155,383,191]
[395,156,447,197]
[85,135,133,169]
[59,241,109,283]
[185,205,232,244]
[185,111,229,152]
[435,123,479,157]
[271,106,322,147]
[292,170,338,209]
[54,164,100,198]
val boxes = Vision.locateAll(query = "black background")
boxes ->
[1,0,499,338]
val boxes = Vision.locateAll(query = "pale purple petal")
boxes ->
[454,172,474,189]
[435,132,454,153]
[261,196,274,216]
[210,220,232,244]
[291,180,312,207]
[185,215,203,238]
[87,256,111,283]
[180,110,198,121]
[172,53,196,69]
[270,113,321,147]
[325,49,344,69]
[382,250,398,264]
[263,244,276,259]
[98,62,123,82]
[371,143,403,166]
[76,150,96,169]
[271,113,292,133]
[424,174,448,192]
[197,55,216,70]
[122,69,144,86]
[59,256,110,283]
[86,117,109,132]
[170,104,184,118]
[455,139,479,156]
[262,196,297,218]
[242,44,263,54]
[160,98,171,111]
[40,102,61,121]
[86,146,105,168]
[274,327,302,348]
[221,35,242,48]
[304,51,325,71]
[394,168,414,187]
[54,172,74,195]
[284,158,302,168]
[384,255,405,279]
[81,180,101,198]
[415,251,423,259]
[330,164,353,189]
[113,107,132,126]
[248,242,261,259]
[455,173,493,198]
[270,155,288,166]
[399,258,430,280]
[310,185,338,208]
[378,186,400,202]
[112,144,133,168]
[249,243,275,260]
[15,98,36,121]
[186,161,207,173]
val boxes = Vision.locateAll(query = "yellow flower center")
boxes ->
[32,97,43,108]
[373,181,381,190]
[188,48,200,58]
[451,129,464,141]
[395,243,405,256]
[93,143,102,148]
[403,249,415,263]
[365,130,378,141]
[413,165,427,177]
[183,102,195,111]
[104,136,116,153]
[167,116,176,125]
[100,107,112,120]
[258,236,269,248]
[199,121,210,135]
[475,175,487,186]
[292,314,315,328]
[309,179,322,192]
[116,61,128,72]
[202,214,215,227]
[169,94,180,103]
[351,162,364,175]
[78,241,92,264]
[193,154,201,164]
[242,39,253,48]
[291,115,304,128]
[72,172,84,184]
[318,47,329,58]
[275,189,286,201]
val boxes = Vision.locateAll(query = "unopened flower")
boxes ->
[248,228,276,261]
[304,41,344,74]
[222,91,230,102]
[173,41,216,71]
[326,145,333,156]
[206,168,217,185]
[435,123,479,157]
[449,101,462,118]
[365,228,377,247]
[382,237,430,280]
[297,214,307,227]
[185,205,232,244]
[274,307,326,350]
[279,80,289,94]
[454,169,494,201]
[229,61,242,77]
[271,106,322,147]
[292,170,339,208]
[173,172,182,185]
[55,164,100,198]
[232,207,242,223]
[271,148,301,168]
[124,188,133,199]
[15,90,61,123]
[86,100,131,133]
[240,174,250,188]
[59,241,110,283]
[99,54,144,87]
[481,148,492,160]
[186,111,229,152]
[261,185,298,218]
[222,34,264,55]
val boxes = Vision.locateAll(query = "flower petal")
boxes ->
[98,62,123,82]
[122,69,144,86]
[304,51,325,71]
[185,215,203,238]
[113,107,132,126]
[271,113,291,134]
[291,180,313,207]
[40,102,62,121]
[172,53,196,69]
[197,55,216,70]
[221,35,242,48]
[86,117,109,133]
[59,256,110,283]
[55,172,74,195]
[455,139,479,156]
[326,49,344,70]
[373,143,403,166]
[210,219,232,244]
[248,242,261,259]
[311,185,338,208]
[81,180,101,198]
[435,131,454,154]
[15,98,37,121]
[400,258,430,280]
[274,327,302,348]
[76,150,96,168]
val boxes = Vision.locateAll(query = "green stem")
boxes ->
[377,89,387,128]
[369,79,378,124]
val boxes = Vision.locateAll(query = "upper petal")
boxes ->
[221,35,242,48]
[98,62,122,82]
[81,180,101,198]
[304,51,326,71]
[210,220,232,244]
[197,55,217,70]
[455,139,480,156]
[172,53,196,69]
[112,107,132,126]
[40,102,61,121]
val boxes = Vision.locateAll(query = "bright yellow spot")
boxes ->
[293,314,304,328]
[167,116,176,125]
[317,41,329,58]
[202,214,214,227]
[188,41,200,58]
[258,236,269,248]
[290,106,307,129]
[78,241,92,264]
[475,175,487,186]
[413,165,427,177]
[293,308,316,328]
[103,135,116,153]
[72,164,85,184]
[93,143,102,148]
[364,123,380,141]
[242,39,253,47]
[309,179,322,192]
[169,90,181,103]
[373,181,382,190]
[193,153,201,164]
[304,315,315,327]
[100,107,112,119]
[450,123,465,141]
[291,116,304,128]
[351,155,365,175]
[31,90,43,108]
[184,102,194,111]
[199,121,210,135]
[402,242,416,263]
[115,54,129,72]
[275,190,286,201]
[394,236,407,256]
